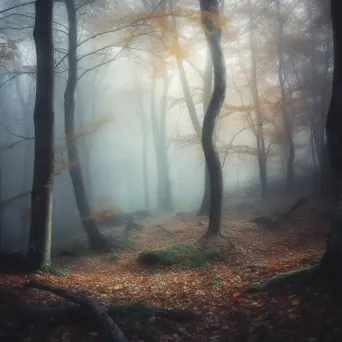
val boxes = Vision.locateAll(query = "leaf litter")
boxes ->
[1,210,342,342]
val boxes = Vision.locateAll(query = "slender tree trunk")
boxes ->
[26,0,55,271]
[64,0,109,251]
[199,0,226,237]
[150,69,164,211]
[320,30,332,195]
[133,70,150,211]
[141,117,150,210]
[169,0,210,215]
[306,0,323,166]
[319,0,342,282]
[159,72,174,212]
[276,0,295,190]
[15,77,34,234]
[198,49,212,216]
[248,0,267,199]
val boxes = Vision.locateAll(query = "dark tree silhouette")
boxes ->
[64,0,111,251]
[26,0,55,270]
[199,0,226,237]
[319,0,342,282]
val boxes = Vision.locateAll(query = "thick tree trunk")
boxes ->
[26,0,54,271]
[199,0,226,237]
[248,0,267,199]
[64,0,109,251]
[276,0,295,190]
[319,0,342,282]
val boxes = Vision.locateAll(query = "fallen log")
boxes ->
[2,300,197,324]
[25,280,128,342]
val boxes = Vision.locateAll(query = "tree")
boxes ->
[26,0,55,271]
[247,0,268,199]
[199,0,226,237]
[319,0,342,282]
[64,0,111,251]
[169,0,211,216]
[276,0,295,190]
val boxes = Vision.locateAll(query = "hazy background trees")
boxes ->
[0,0,332,252]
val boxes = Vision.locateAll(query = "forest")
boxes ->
[0,0,341,341]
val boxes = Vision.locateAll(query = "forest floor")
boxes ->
[1,196,342,342]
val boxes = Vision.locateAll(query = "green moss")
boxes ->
[39,264,64,276]
[247,266,318,292]
[209,276,225,287]
[139,244,218,268]
[308,255,322,266]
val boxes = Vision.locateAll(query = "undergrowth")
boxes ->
[139,243,218,268]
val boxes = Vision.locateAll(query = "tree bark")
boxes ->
[198,49,213,216]
[26,0,55,271]
[199,0,226,237]
[248,0,267,199]
[276,0,295,190]
[64,0,110,251]
[319,0,342,282]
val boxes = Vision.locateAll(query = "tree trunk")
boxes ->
[159,72,174,212]
[141,115,150,210]
[248,0,267,200]
[198,49,213,216]
[199,0,226,237]
[319,30,332,195]
[319,0,342,282]
[169,0,210,215]
[26,0,55,271]
[0,153,2,251]
[64,0,110,251]
[306,0,323,167]
[133,71,150,211]
[150,68,165,212]
[15,76,34,235]
[276,0,295,190]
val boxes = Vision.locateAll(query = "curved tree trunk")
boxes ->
[64,0,109,251]
[276,0,295,190]
[169,0,210,215]
[26,0,55,271]
[198,49,213,216]
[199,0,226,237]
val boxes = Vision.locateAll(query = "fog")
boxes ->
[0,0,331,251]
